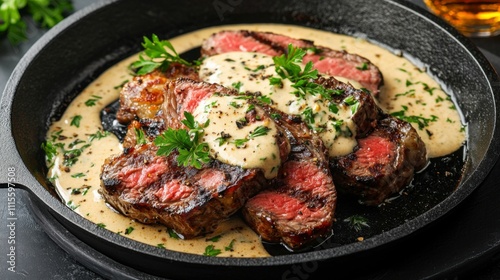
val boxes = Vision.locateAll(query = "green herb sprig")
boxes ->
[131,34,196,75]
[154,112,210,169]
[270,44,335,100]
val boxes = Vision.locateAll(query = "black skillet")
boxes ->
[1,0,499,279]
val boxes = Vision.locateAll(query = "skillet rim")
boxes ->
[1,0,500,269]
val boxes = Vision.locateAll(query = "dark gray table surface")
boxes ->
[1,0,500,279]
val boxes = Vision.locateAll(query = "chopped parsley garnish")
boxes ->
[66,200,79,210]
[131,34,196,75]
[215,132,231,146]
[271,44,334,100]
[356,62,369,70]
[97,223,106,228]
[134,128,147,145]
[232,125,271,148]
[58,141,90,167]
[88,130,109,142]
[154,112,210,169]
[270,113,281,120]
[70,115,82,128]
[84,95,102,107]
[342,96,360,115]
[203,245,222,256]
[390,106,438,130]
[71,186,90,196]
[233,138,249,148]
[344,215,370,232]
[157,243,166,249]
[114,79,129,89]
[125,226,134,235]
[206,235,222,242]
[232,81,243,92]
[225,239,236,251]
[301,107,316,125]
[68,139,85,148]
[71,173,85,178]
[328,102,339,114]
[248,125,271,139]
[168,228,180,239]
[229,101,242,108]
[41,140,58,163]
[256,94,272,105]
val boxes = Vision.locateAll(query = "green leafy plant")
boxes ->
[0,0,73,44]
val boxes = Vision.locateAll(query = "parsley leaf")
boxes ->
[271,44,334,101]
[248,125,271,139]
[131,34,195,75]
[344,215,370,232]
[70,115,82,128]
[85,95,102,107]
[203,245,222,256]
[154,112,210,169]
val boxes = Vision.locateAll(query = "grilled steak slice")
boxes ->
[201,30,383,95]
[330,115,428,205]
[100,143,268,238]
[116,63,199,124]
[162,78,237,129]
[242,103,336,250]
[102,77,293,238]
[314,76,382,138]
[162,78,291,160]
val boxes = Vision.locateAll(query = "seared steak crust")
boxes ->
[116,64,199,124]
[243,103,337,250]
[100,143,268,238]
[314,76,382,138]
[162,78,238,129]
[330,115,428,205]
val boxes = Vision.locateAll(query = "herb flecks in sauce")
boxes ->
[44,24,466,258]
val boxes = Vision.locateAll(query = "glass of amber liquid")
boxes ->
[424,0,500,37]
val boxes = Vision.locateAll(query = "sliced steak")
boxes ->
[330,115,428,205]
[242,104,337,250]
[201,30,383,95]
[314,75,382,138]
[100,143,269,238]
[162,78,237,129]
[102,78,293,238]
[116,63,199,124]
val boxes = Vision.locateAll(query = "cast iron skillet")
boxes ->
[1,0,499,279]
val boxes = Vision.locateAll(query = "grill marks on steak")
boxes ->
[242,103,336,250]
[202,30,427,206]
[100,30,430,249]
[100,144,268,238]
[102,78,292,239]
[330,115,428,205]
[201,30,383,95]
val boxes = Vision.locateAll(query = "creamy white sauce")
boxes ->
[44,24,467,258]
[199,52,358,157]
[194,95,281,179]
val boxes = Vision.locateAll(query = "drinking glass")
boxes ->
[424,0,500,37]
